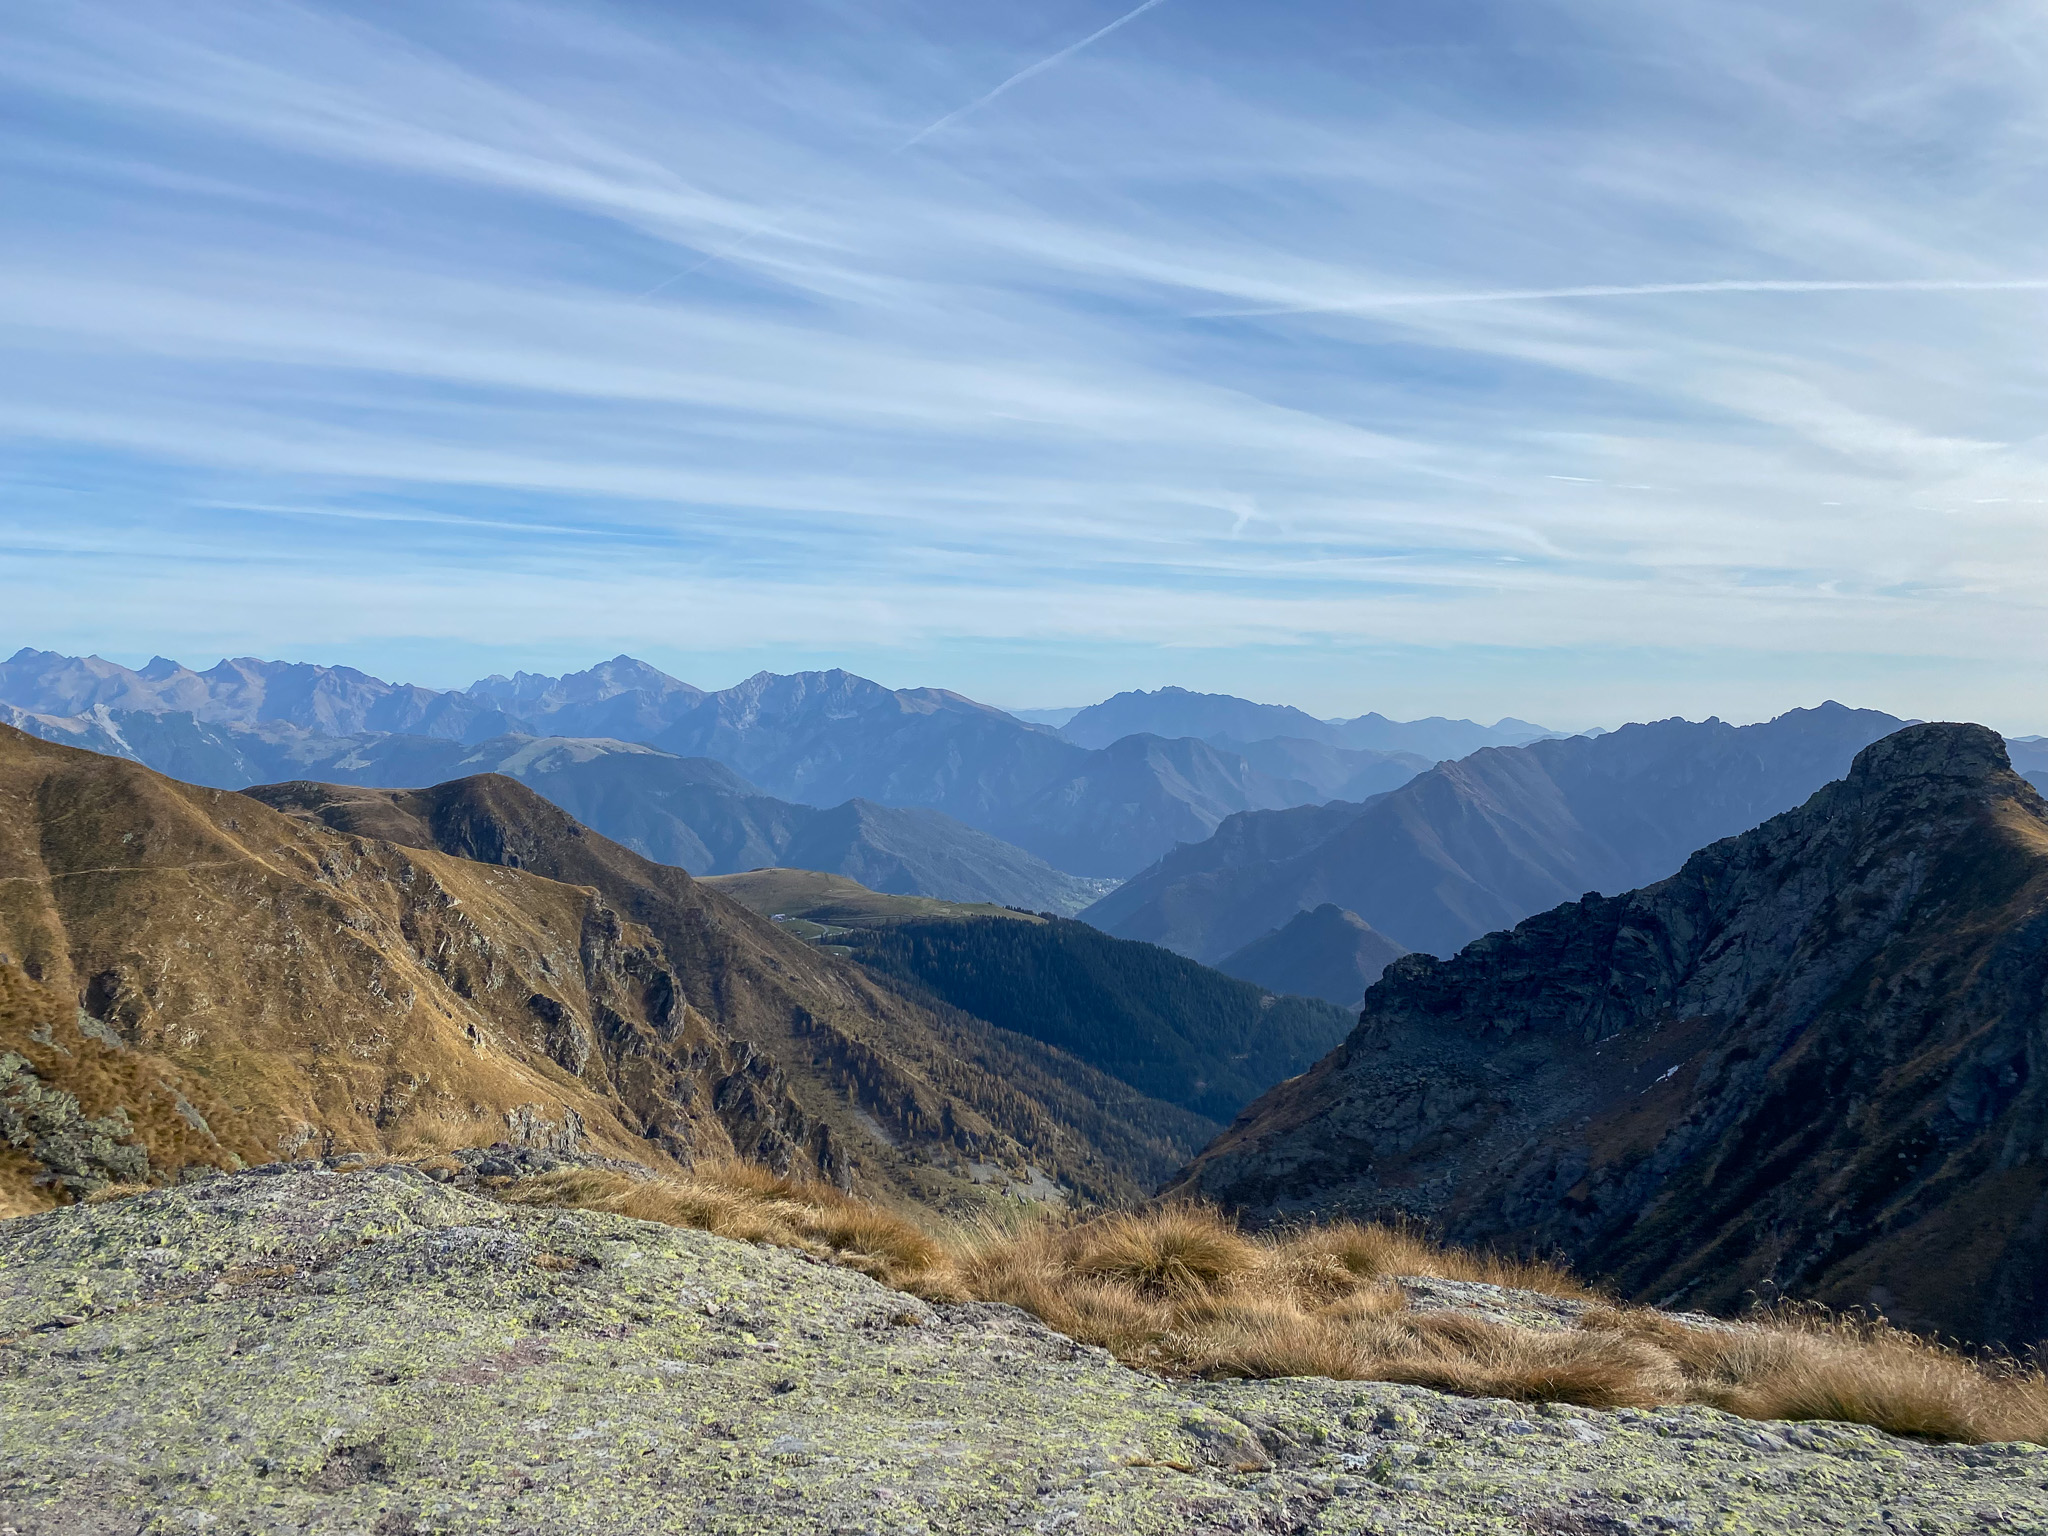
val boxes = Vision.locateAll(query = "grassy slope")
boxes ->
[504,1160,2048,1447]
[242,774,1216,1203]
[0,726,1216,1212]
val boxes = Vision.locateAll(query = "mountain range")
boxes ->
[0,650,1446,886]
[1175,722,2048,1349]
[0,722,1218,1212]
[0,707,1101,914]
[15,680,2048,1360]
[1087,703,1911,969]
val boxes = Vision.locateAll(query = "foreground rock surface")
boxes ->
[1,1170,2042,1535]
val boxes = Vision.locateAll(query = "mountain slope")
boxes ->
[1090,704,1906,961]
[1062,687,1337,749]
[833,915,1353,1123]
[1216,904,1410,1008]
[990,733,1317,878]
[1174,723,2048,1348]
[0,722,1203,1210]
[244,774,1212,1202]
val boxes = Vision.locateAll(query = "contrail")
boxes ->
[898,0,1172,151]
[1200,277,2048,318]
[642,0,1172,299]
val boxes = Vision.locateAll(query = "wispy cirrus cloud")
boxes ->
[2,0,2047,727]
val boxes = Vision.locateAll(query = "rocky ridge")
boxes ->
[1175,723,2048,1348]
[1,1166,2038,1534]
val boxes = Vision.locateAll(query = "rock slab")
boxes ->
[0,1169,2041,1534]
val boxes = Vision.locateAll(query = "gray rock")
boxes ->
[0,1170,2041,1533]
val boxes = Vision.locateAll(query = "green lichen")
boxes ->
[0,1169,2041,1534]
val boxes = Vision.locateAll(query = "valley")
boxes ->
[8,655,2048,1530]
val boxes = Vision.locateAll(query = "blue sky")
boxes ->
[4,0,2047,729]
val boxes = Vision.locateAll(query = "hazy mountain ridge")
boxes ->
[1207,735,1432,803]
[292,733,1104,914]
[1061,685,1561,758]
[1215,904,1410,1009]
[1089,703,1909,961]
[0,651,1437,880]
[1174,723,2048,1348]
[0,694,1100,913]
[0,648,517,741]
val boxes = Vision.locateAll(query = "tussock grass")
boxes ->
[1586,1302,2048,1444]
[491,1164,2048,1445]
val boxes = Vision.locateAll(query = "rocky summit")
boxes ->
[1175,724,2048,1349]
[2,1167,2042,1535]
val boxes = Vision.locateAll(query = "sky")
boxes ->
[4,0,2048,730]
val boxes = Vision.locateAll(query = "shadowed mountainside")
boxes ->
[1212,735,1431,803]
[0,723,1210,1212]
[1088,703,1907,961]
[1174,723,2048,1349]
[704,876,1352,1124]
[302,734,1105,914]
[1216,904,1410,1009]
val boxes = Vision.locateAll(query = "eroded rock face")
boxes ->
[0,1169,2041,1534]
[1174,724,2048,1347]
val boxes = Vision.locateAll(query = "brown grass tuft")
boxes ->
[1587,1302,2048,1444]
[1064,1205,1262,1299]
[480,1160,2045,1445]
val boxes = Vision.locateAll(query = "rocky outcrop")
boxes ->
[1175,723,2048,1348]
[2,1167,2038,1534]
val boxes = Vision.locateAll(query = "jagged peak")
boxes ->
[1846,721,2011,786]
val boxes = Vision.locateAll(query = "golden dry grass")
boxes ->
[1586,1302,2048,1445]
[491,1164,2048,1445]
[496,1164,951,1287]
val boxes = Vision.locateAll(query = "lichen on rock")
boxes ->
[0,1169,2041,1533]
